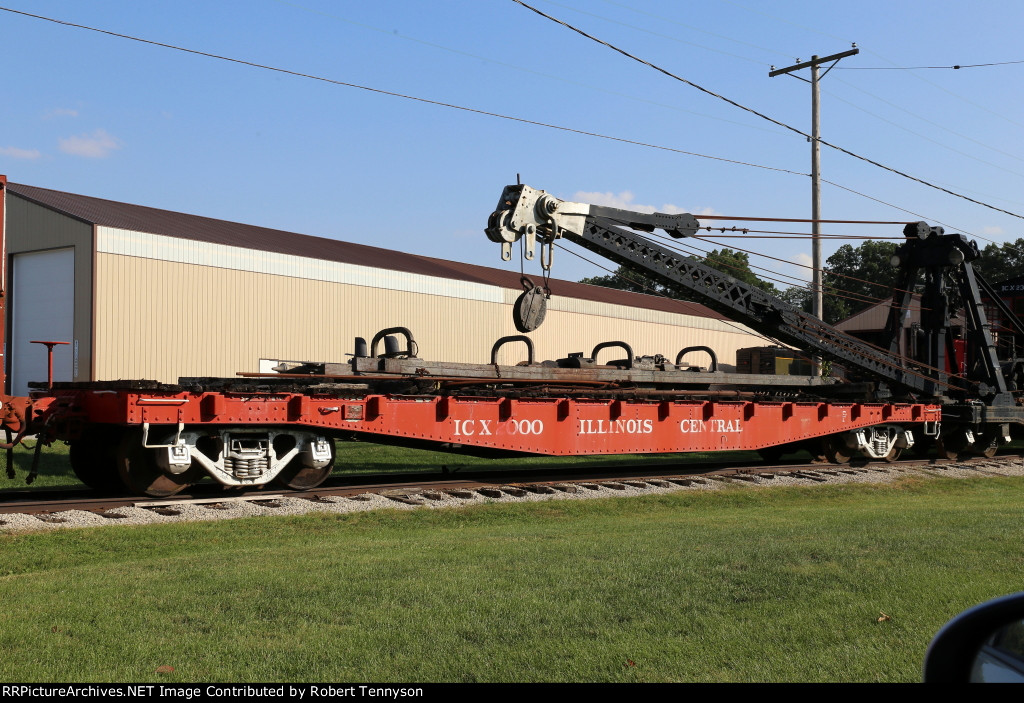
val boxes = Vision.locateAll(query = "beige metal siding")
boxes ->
[95,227,503,304]
[835,301,918,331]
[536,308,760,370]
[94,253,497,379]
[6,196,93,383]
[94,253,765,382]
[92,224,767,383]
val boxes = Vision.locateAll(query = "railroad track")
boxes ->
[2,453,1019,524]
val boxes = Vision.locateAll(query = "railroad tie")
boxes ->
[443,489,475,499]
[521,484,557,495]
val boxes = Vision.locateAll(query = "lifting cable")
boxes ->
[651,231,923,311]
[557,239,966,389]
[696,215,909,225]
[667,238,892,310]
[657,228,931,306]
[697,230,906,240]
[563,243,961,390]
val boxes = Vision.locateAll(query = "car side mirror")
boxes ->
[924,592,1024,682]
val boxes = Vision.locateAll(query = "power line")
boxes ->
[820,179,971,232]
[535,0,767,65]
[716,0,1024,128]
[0,5,801,178]
[3,4,1017,258]
[837,60,1024,70]
[688,211,1024,304]
[597,0,794,59]
[830,75,1024,168]
[605,0,1024,177]
[269,0,786,137]
[860,48,1024,129]
[590,224,875,306]
[819,84,1024,180]
[819,179,1024,261]
[623,221,929,308]
[511,0,1024,221]
[540,1,1024,191]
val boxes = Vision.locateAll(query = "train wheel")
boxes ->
[883,446,903,463]
[971,429,1000,458]
[935,436,966,461]
[272,440,336,490]
[977,444,999,459]
[116,428,201,497]
[69,425,127,491]
[821,436,852,464]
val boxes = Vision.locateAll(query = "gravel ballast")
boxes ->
[2,459,1022,534]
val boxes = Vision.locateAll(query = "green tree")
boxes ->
[779,284,813,314]
[578,266,666,296]
[820,240,900,323]
[974,238,1024,284]
[779,237,1024,324]
[704,248,778,294]
[578,248,777,302]
[580,236,1024,325]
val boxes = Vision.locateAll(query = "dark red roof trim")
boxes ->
[7,182,725,321]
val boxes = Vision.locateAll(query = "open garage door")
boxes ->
[10,248,75,396]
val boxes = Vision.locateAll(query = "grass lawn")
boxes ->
[1,473,1022,682]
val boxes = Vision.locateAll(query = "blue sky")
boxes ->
[2,0,1022,288]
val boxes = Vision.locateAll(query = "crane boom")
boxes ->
[486,184,1019,413]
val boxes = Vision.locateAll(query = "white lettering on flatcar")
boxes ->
[454,418,538,436]
[577,418,654,435]
[505,419,544,435]
[452,419,494,436]
[679,419,743,433]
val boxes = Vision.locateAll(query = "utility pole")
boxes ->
[770,45,858,321]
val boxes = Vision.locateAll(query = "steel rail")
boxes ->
[2,453,1013,518]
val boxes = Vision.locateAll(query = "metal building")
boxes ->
[2,179,765,395]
